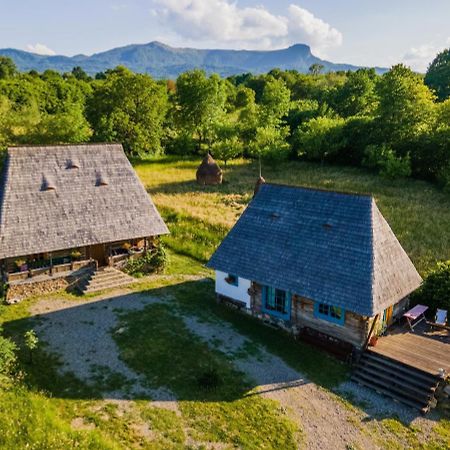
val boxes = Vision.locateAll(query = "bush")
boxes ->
[0,328,17,381]
[363,144,411,179]
[294,116,346,163]
[165,132,198,155]
[124,244,168,277]
[411,261,450,313]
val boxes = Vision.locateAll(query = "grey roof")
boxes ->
[0,144,168,259]
[207,183,422,316]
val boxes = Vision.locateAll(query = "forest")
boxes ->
[0,49,449,190]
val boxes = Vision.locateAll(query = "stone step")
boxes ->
[78,268,134,294]
[86,271,132,286]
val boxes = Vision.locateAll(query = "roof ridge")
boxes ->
[261,182,373,198]
[8,142,122,150]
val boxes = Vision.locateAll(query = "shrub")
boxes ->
[196,367,222,391]
[0,328,17,381]
[411,261,450,313]
[363,144,411,179]
[294,116,346,163]
[124,244,168,277]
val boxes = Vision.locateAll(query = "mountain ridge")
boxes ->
[0,41,388,78]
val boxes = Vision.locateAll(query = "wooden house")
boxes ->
[207,183,423,352]
[0,143,168,293]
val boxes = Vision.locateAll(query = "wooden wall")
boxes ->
[249,281,370,348]
[292,294,368,348]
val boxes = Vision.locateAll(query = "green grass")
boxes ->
[115,301,301,448]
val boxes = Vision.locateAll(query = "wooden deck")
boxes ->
[370,324,450,376]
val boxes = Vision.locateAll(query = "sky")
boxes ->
[1,0,449,72]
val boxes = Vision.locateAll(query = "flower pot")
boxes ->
[369,335,378,347]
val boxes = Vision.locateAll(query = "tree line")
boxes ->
[0,49,449,189]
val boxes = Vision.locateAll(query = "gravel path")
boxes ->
[30,291,177,410]
[182,314,437,450]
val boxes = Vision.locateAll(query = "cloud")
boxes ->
[287,5,342,56]
[151,1,342,54]
[26,43,56,56]
[402,38,450,72]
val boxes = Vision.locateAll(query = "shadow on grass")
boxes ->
[3,278,434,425]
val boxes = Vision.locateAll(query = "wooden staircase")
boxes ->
[77,267,135,295]
[352,350,441,413]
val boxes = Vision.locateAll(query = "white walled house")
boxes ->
[214,270,251,308]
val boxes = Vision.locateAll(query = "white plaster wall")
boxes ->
[215,270,251,308]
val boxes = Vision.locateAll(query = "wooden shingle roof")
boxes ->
[207,183,422,316]
[0,143,168,259]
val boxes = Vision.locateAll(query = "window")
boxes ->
[225,274,238,286]
[262,286,291,320]
[314,302,345,325]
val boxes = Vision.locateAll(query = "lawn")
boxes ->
[0,156,449,449]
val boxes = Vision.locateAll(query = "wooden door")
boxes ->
[90,244,106,266]
[382,305,394,329]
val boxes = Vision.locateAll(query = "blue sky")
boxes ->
[1,0,449,71]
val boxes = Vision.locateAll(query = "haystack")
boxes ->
[196,153,223,185]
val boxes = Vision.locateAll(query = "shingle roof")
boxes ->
[207,183,422,316]
[0,143,168,259]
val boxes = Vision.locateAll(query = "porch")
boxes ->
[370,322,450,376]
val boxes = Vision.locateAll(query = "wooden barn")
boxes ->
[207,182,423,353]
[0,143,168,299]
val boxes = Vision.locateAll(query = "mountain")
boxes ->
[0,41,387,78]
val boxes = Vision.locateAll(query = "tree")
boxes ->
[71,66,91,82]
[412,261,450,312]
[259,77,291,126]
[330,68,378,117]
[87,67,169,156]
[309,63,324,76]
[0,57,17,79]
[248,125,291,161]
[175,69,226,149]
[424,48,450,101]
[211,136,243,167]
[294,116,346,163]
[376,64,436,144]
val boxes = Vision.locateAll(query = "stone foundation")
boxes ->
[6,278,69,304]
[436,381,450,415]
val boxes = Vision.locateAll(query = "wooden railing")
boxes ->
[7,259,93,283]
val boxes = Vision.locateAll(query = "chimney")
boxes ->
[253,175,265,197]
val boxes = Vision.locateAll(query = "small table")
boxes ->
[403,304,428,331]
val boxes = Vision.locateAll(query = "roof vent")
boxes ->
[96,172,109,186]
[66,158,80,169]
[41,175,56,191]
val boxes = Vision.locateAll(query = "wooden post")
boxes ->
[144,237,148,255]
[49,253,53,276]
